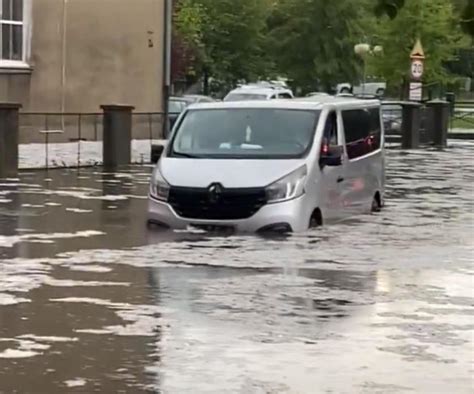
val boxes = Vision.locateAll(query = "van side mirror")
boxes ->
[320,145,343,168]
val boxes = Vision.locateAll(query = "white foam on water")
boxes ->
[18,139,164,169]
[65,208,93,213]
[23,188,130,202]
[21,204,45,208]
[0,230,105,248]
[0,293,31,305]
[52,297,168,337]
[64,378,87,388]
[44,278,129,287]
[0,349,40,359]
[44,202,62,207]
[17,335,79,343]
[69,265,112,273]
[0,183,41,187]
[75,329,110,335]
[0,338,50,359]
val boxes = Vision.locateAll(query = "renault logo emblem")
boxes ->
[208,183,224,204]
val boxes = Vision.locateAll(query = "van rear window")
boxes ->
[342,108,381,159]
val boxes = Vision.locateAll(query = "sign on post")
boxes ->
[411,60,424,80]
[409,39,425,101]
[409,82,423,101]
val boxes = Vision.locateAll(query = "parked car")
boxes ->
[337,82,386,97]
[168,95,215,131]
[148,96,385,232]
[151,95,216,163]
[381,102,402,134]
[224,84,294,102]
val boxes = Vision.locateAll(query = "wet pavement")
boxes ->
[0,142,473,393]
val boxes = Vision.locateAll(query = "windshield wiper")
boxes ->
[171,152,202,158]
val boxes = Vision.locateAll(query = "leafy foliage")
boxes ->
[174,0,272,90]
[266,0,365,92]
[173,0,471,95]
[368,0,468,90]
[461,0,474,38]
[374,0,405,19]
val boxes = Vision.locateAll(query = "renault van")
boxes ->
[148,97,384,232]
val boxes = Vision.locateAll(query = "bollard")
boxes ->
[401,102,422,149]
[101,104,135,168]
[445,92,456,117]
[0,103,22,178]
[426,100,450,148]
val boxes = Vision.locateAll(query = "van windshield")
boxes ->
[170,108,320,159]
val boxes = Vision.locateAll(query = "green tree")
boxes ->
[205,0,272,85]
[173,0,206,83]
[461,0,474,39]
[374,0,405,19]
[175,0,273,94]
[267,0,366,93]
[369,0,468,95]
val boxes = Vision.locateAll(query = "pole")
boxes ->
[162,0,173,139]
[362,57,366,96]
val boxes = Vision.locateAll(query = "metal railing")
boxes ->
[18,111,172,169]
[451,102,474,131]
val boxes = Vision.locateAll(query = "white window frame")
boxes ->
[0,0,31,68]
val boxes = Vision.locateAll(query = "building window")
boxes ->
[0,0,30,67]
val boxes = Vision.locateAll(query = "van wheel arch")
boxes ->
[309,208,323,228]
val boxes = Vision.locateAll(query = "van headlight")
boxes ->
[265,166,307,203]
[150,167,170,201]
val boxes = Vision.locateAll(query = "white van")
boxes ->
[148,97,385,232]
[224,84,294,102]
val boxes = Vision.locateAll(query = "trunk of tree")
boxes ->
[203,68,210,96]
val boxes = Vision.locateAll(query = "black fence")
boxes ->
[451,102,474,131]
[381,101,473,145]
[18,112,171,169]
[18,112,169,144]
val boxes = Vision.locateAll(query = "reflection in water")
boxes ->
[0,143,473,393]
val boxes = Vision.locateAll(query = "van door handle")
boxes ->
[337,177,345,183]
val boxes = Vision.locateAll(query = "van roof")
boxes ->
[188,96,380,111]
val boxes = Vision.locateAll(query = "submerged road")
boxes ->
[0,142,473,393]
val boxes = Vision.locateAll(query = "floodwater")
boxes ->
[0,142,473,393]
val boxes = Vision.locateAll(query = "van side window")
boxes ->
[321,111,338,153]
[368,108,382,151]
[342,108,381,159]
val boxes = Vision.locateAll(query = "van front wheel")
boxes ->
[309,209,323,228]
[371,193,382,213]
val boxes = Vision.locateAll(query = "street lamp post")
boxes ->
[354,43,370,95]
[354,43,382,96]
[162,0,173,139]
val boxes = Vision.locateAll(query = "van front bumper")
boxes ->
[147,195,310,233]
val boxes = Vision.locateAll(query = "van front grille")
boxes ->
[168,186,267,220]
